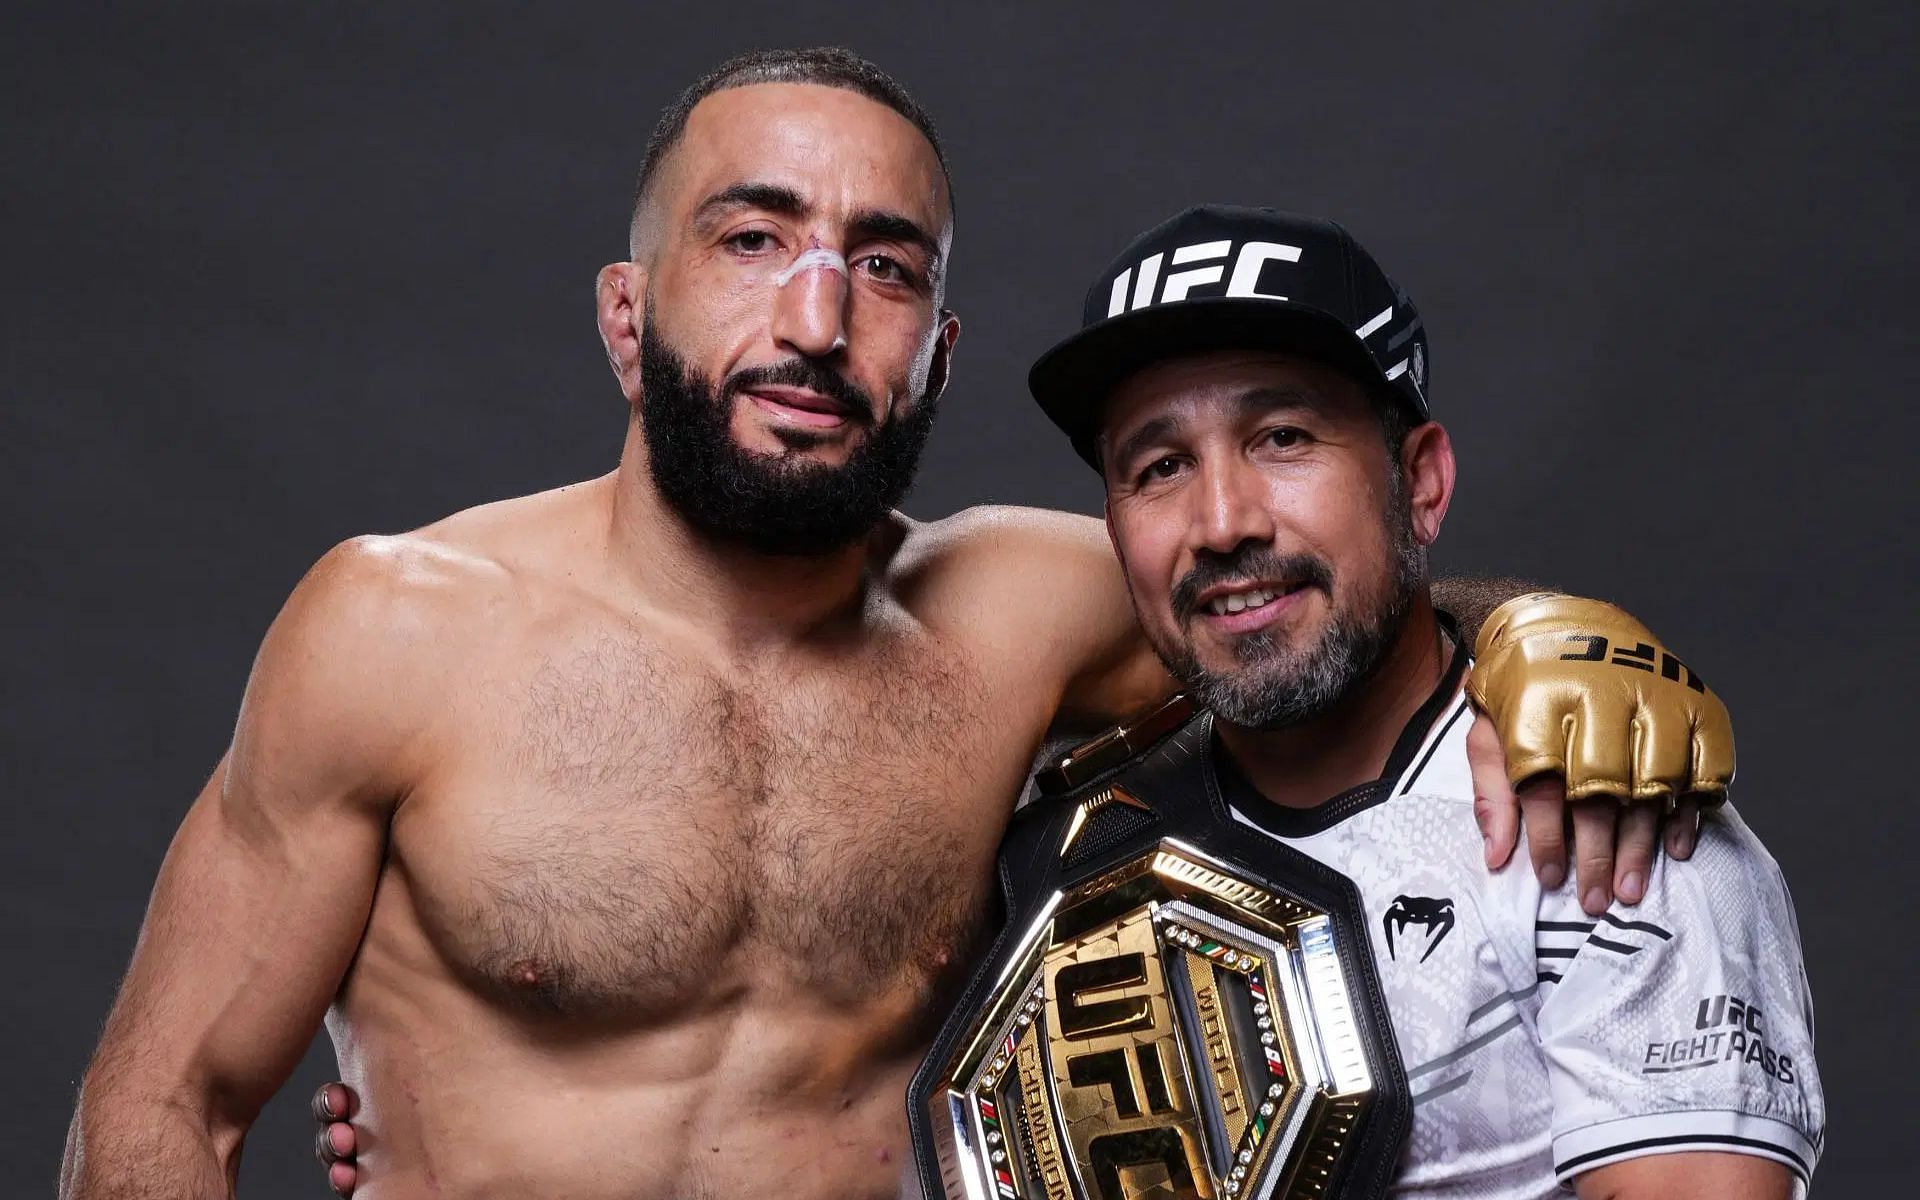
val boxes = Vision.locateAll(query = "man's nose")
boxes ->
[770,257,850,359]
[1191,459,1276,554]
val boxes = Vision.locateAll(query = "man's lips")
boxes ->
[743,385,857,429]
[1189,580,1312,635]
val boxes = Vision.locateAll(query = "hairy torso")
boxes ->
[322,490,1090,1199]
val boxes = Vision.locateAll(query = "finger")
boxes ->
[1565,695,1635,801]
[1474,791,1520,872]
[1467,714,1519,868]
[315,1122,355,1165]
[1691,698,1735,799]
[328,1122,357,1160]
[1493,685,1574,786]
[329,1161,358,1197]
[311,1082,358,1123]
[1667,795,1703,859]
[1517,774,1569,891]
[1570,798,1620,915]
[1630,699,1689,807]
[1612,800,1661,905]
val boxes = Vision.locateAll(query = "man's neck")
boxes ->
[1215,597,1451,809]
[603,424,879,646]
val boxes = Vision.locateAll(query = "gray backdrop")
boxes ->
[5,2,1913,1193]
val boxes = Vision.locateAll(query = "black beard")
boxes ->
[1157,478,1427,731]
[636,314,938,556]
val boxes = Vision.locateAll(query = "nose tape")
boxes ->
[772,245,849,287]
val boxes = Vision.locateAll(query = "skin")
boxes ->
[63,82,1678,1200]
[1098,350,1792,1200]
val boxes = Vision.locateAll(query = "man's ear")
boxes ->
[1401,420,1457,546]
[596,261,648,403]
[923,309,962,402]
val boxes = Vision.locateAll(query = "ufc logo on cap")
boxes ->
[1106,239,1303,316]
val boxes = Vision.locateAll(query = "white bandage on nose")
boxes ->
[772,245,849,286]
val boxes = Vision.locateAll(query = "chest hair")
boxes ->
[449,626,1005,1019]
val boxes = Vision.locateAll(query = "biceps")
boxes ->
[96,758,387,1120]
[1052,561,1173,727]
[1575,1151,1795,1200]
[1058,635,1176,732]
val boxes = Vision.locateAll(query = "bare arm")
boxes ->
[925,506,1550,729]
[1056,542,1546,723]
[1429,575,1542,643]
[1575,1151,1796,1199]
[945,509,1713,909]
[61,539,436,1199]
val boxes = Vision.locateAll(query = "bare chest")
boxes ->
[394,630,1032,1020]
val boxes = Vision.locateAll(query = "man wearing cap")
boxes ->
[1008,204,1824,1196]
[68,48,1738,1200]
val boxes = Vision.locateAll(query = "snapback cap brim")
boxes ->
[1028,297,1417,470]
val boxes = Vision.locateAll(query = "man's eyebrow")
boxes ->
[690,182,808,231]
[1108,414,1181,473]
[1107,385,1323,471]
[1234,385,1320,414]
[848,208,944,271]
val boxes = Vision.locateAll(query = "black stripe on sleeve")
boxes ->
[1599,913,1673,939]
[1586,935,1641,956]
[1557,1132,1809,1183]
[1640,1058,1719,1075]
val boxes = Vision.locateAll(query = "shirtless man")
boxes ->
[60,49,1725,1200]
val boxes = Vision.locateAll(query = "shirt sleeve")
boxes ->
[1532,802,1826,1192]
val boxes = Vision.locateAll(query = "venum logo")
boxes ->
[1382,895,1455,963]
[1106,239,1304,316]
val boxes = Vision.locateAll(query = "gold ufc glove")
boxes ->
[1466,593,1733,807]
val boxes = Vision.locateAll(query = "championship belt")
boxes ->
[909,698,1409,1200]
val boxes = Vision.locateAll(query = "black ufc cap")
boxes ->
[1029,205,1430,470]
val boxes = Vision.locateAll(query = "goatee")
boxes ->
[1160,479,1426,731]
[636,314,938,556]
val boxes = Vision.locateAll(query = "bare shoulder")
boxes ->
[892,504,1116,595]
[238,533,497,783]
[350,475,614,604]
[240,486,580,767]
[289,532,502,644]
[887,506,1158,721]
[294,474,612,658]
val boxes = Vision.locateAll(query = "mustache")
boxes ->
[1171,545,1333,622]
[723,358,878,426]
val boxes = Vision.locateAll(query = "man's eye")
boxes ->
[1139,456,1184,483]
[725,230,775,254]
[858,253,908,283]
[1264,427,1303,449]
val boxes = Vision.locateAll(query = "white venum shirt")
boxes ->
[1215,656,1825,1198]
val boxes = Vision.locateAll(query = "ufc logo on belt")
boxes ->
[1106,239,1304,316]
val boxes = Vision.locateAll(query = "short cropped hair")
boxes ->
[1374,390,1421,457]
[629,47,951,254]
